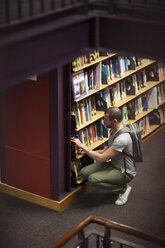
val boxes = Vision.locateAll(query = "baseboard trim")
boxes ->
[0,182,91,212]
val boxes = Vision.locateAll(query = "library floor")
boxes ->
[0,130,165,248]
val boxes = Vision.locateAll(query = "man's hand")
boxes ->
[71,137,83,149]
[77,148,86,155]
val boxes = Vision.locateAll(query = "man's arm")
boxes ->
[95,148,108,154]
[71,137,119,163]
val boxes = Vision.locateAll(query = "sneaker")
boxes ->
[115,185,132,206]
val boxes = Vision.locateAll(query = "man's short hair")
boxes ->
[104,107,122,122]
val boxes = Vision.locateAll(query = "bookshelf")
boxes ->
[126,109,154,124]
[74,70,165,132]
[75,80,164,133]
[76,137,109,159]
[75,111,103,131]
[73,59,156,103]
[71,51,165,185]
[73,53,117,72]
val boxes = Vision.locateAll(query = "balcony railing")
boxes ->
[1,0,165,28]
[0,0,89,27]
[50,215,165,248]
[91,0,165,17]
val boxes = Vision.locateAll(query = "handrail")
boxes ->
[0,0,89,28]
[1,0,165,29]
[50,215,165,247]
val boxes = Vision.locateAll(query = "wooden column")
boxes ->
[0,93,6,182]
[50,64,71,201]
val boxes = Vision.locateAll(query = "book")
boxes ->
[137,96,143,114]
[135,98,139,116]
[146,64,159,81]
[72,71,86,100]
[96,62,102,89]
[137,71,144,90]
[104,88,112,108]
[88,69,94,90]
[96,119,103,140]
[91,95,96,116]
[143,117,146,134]
[127,56,136,70]
[142,69,147,87]
[138,119,144,134]
[148,87,157,109]
[157,85,161,104]
[121,105,128,122]
[149,109,161,125]
[125,76,136,95]
[106,64,111,83]
[109,86,115,106]
[132,74,138,93]
[109,60,114,80]
[145,115,150,131]
[95,91,108,111]
[124,57,128,71]
[79,102,86,124]
[84,71,89,93]
[88,97,93,121]
[102,63,109,84]
[71,103,80,128]
[120,80,126,99]
[142,92,149,111]
[127,100,135,120]
[114,56,122,77]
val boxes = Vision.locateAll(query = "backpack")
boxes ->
[113,123,143,163]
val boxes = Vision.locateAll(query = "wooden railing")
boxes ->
[89,0,165,18]
[50,215,165,248]
[0,0,89,27]
[1,0,165,27]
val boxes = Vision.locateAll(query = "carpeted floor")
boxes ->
[0,130,165,248]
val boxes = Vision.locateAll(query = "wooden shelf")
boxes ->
[75,111,104,131]
[76,177,84,184]
[76,82,165,132]
[161,118,165,124]
[77,123,161,153]
[108,60,156,87]
[126,108,155,124]
[73,54,117,72]
[157,98,165,108]
[74,84,108,102]
[142,124,159,139]
[77,120,165,155]
[76,137,109,159]
[116,80,164,108]
[88,137,109,150]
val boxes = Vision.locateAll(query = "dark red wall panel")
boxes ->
[4,147,50,198]
[3,74,51,198]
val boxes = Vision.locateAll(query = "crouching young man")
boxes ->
[71,106,136,205]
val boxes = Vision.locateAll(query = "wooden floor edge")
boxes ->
[0,183,61,211]
[60,183,91,211]
[0,182,91,212]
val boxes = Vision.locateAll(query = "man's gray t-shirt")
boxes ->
[108,125,137,177]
